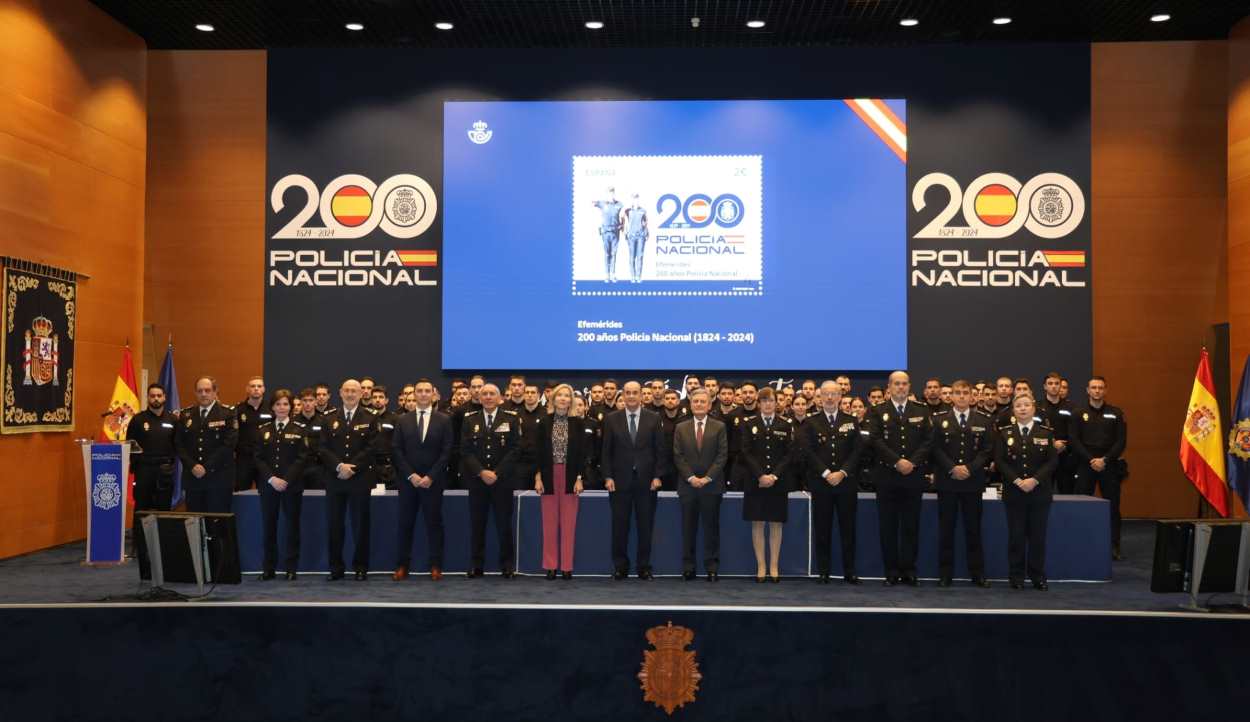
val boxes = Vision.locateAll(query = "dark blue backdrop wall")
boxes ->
[264,45,1091,396]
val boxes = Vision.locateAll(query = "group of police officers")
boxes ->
[122,369,1126,589]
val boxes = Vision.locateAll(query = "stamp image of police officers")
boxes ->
[592,186,624,282]
[623,192,648,283]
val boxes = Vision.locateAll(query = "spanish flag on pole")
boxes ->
[1179,348,1228,516]
[99,345,140,442]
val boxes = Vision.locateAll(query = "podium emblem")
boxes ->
[638,622,701,715]
[92,472,121,511]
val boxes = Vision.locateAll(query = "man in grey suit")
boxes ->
[672,387,729,581]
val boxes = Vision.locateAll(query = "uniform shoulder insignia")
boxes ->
[934,409,951,416]
[743,414,759,422]
[258,421,274,429]
[503,409,518,416]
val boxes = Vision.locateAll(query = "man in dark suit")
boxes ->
[672,388,729,581]
[319,379,378,581]
[867,370,933,586]
[601,381,667,580]
[175,375,238,513]
[392,378,453,581]
[460,383,522,578]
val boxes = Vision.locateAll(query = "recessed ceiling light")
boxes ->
[899,18,919,27]
[585,21,604,30]
[435,22,454,31]
[746,20,766,29]
[195,23,214,32]
[992,17,1012,25]
[345,23,364,31]
[1150,13,1171,23]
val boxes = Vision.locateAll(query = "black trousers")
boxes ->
[811,490,857,576]
[876,483,923,577]
[468,481,514,571]
[133,464,174,579]
[397,481,445,568]
[1055,449,1079,495]
[1076,463,1122,546]
[234,453,260,491]
[185,484,231,514]
[609,476,657,573]
[679,490,723,573]
[1005,488,1052,581]
[327,484,371,574]
[937,490,984,578]
[258,482,302,573]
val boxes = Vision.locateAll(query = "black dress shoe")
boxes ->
[328,570,345,581]
[260,570,276,581]
[561,571,573,580]
[883,576,899,586]
[1009,579,1025,590]
[467,568,484,578]
[1032,578,1049,591]
[937,577,952,587]
[354,570,368,581]
[682,570,696,581]
[638,570,654,580]
[971,576,991,588]
[706,572,719,582]
[545,569,557,580]
[501,569,515,579]
[1112,546,1125,561]
[285,571,298,581]
[844,575,861,585]
[613,570,629,580]
[818,573,831,584]
[901,574,919,587]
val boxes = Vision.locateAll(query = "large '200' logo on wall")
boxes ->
[912,172,1085,240]
[271,173,438,240]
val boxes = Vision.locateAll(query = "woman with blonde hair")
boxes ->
[534,384,591,579]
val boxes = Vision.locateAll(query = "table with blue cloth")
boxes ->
[231,490,1111,580]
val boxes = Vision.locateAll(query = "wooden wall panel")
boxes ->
[1092,41,1229,518]
[0,0,146,558]
[1231,19,1250,403]
[143,51,266,405]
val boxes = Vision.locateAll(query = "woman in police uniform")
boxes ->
[739,388,797,582]
[254,389,311,580]
[995,393,1058,590]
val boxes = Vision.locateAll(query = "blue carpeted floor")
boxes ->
[0,520,1239,612]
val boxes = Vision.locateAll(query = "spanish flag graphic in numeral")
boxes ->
[1041,250,1086,268]
[330,185,372,227]
[973,184,1017,227]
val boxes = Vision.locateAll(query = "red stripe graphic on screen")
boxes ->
[843,99,907,162]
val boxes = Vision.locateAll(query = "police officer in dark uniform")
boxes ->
[449,377,485,490]
[996,393,1058,590]
[175,376,239,513]
[233,376,270,491]
[724,382,759,491]
[515,383,546,494]
[126,383,178,579]
[1070,375,1128,560]
[293,387,326,490]
[657,389,685,491]
[369,385,400,490]
[319,379,378,581]
[1038,372,1077,494]
[460,383,522,578]
[574,395,604,490]
[930,380,994,588]
[803,381,863,584]
[254,389,310,580]
[867,371,933,586]
[739,387,797,583]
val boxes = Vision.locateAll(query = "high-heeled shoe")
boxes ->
[755,575,765,583]
[768,574,780,583]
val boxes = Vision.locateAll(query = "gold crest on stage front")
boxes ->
[638,621,701,715]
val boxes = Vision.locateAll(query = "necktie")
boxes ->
[417,410,426,443]
[696,420,704,451]
[764,417,771,429]
[345,409,352,425]
[827,414,835,426]
[487,413,494,428]
[200,406,208,420]
[897,404,905,416]
[277,421,284,433]
[629,413,637,441]
[1021,425,1030,437]
[958,413,967,429]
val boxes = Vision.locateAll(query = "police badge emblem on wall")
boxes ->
[1,261,76,434]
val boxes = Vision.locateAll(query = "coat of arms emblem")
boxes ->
[1186,404,1218,442]
[1230,418,1250,461]
[22,315,59,386]
[638,622,701,715]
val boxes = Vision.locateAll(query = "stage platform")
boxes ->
[2,522,1247,722]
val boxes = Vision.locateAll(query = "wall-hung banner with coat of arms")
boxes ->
[1,261,76,433]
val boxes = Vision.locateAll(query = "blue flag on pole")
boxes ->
[1229,354,1250,513]
[158,343,183,509]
